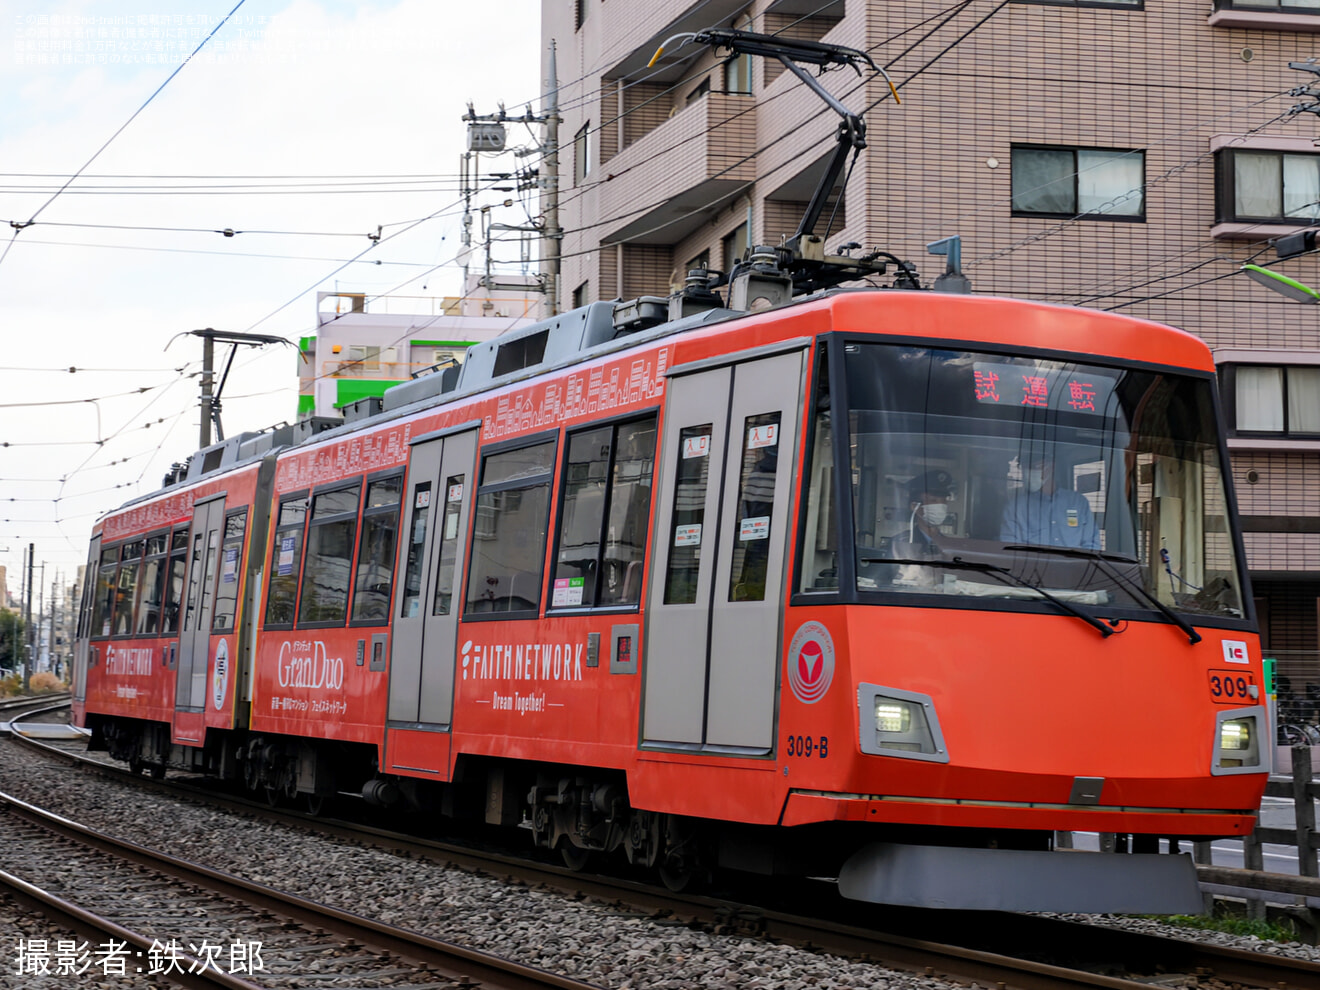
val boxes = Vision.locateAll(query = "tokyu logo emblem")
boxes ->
[786,622,835,704]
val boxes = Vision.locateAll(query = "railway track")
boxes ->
[10,704,1320,990]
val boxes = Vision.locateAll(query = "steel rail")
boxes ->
[0,783,602,990]
[14,706,1320,990]
[0,866,265,990]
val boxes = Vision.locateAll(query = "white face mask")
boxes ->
[1026,468,1045,493]
[921,503,949,526]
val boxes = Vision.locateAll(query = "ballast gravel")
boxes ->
[0,737,1315,990]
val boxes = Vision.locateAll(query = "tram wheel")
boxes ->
[305,793,325,816]
[148,763,166,780]
[128,756,145,776]
[658,860,699,893]
[559,841,592,872]
[264,785,281,808]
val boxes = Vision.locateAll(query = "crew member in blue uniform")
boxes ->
[1000,453,1098,549]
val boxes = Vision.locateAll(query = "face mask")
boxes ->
[1026,468,1045,493]
[921,503,949,526]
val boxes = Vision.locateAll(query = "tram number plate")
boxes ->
[785,735,829,758]
[1208,669,1255,705]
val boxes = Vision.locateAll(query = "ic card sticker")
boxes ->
[674,523,702,547]
[1222,640,1249,664]
[447,483,463,502]
[222,546,238,583]
[415,489,431,509]
[739,516,770,540]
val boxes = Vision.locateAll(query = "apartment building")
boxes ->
[544,0,1320,686]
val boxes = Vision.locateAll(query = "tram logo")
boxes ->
[213,638,229,711]
[786,622,835,704]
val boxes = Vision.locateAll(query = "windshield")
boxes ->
[800,342,1245,620]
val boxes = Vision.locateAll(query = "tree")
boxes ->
[0,610,24,672]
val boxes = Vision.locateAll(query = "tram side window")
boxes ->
[299,484,362,625]
[432,475,466,616]
[135,533,170,636]
[352,474,402,623]
[162,529,189,635]
[663,424,715,605]
[550,416,657,609]
[465,439,556,616]
[265,496,308,627]
[90,546,119,638]
[728,412,782,602]
[399,482,433,618]
[212,510,249,634]
[111,540,145,636]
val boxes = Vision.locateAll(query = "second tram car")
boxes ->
[74,288,1267,912]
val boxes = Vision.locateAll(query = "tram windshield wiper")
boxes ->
[1003,544,1201,645]
[865,553,1117,639]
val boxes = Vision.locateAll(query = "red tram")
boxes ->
[72,286,1267,912]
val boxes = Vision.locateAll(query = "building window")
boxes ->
[1231,365,1320,435]
[685,249,710,276]
[725,53,752,94]
[1014,0,1140,6]
[1214,0,1320,11]
[575,122,591,184]
[723,221,750,269]
[572,281,589,309]
[686,76,711,105]
[1216,149,1320,224]
[575,0,586,29]
[550,416,657,609]
[466,438,557,616]
[1011,145,1145,219]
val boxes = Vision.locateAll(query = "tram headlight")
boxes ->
[874,701,912,734]
[860,688,943,758]
[1212,708,1265,774]
[1220,719,1252,751]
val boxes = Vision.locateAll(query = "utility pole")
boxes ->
[35,562,44,675]
[167,328,291,450]
[200,333,215,448]
[543,40,561,316]
[23,543,33,690]
[49,573,57,679]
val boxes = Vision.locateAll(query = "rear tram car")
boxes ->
[73,284,1267,912]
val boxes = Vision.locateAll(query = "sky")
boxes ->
[0,0,544,596]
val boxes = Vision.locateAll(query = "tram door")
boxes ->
[388,429,477,727]
[73,534,100,702]
[177,495,225,711]
[642,348,805,752]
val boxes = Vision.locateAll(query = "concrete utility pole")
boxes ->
[543,40,561,316]
[23,543,33,689]
[200,333,215,448]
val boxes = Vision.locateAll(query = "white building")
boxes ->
[298,279,542,419]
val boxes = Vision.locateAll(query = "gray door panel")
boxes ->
[705,351,804,749]
[641,367,731,746]
[177,497,224,711]
[388,439,443,723]
[418,430,477,725]
[74,535,99,702]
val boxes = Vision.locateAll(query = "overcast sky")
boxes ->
[0,0,544,593]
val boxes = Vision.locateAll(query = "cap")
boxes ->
[908,469,954,502]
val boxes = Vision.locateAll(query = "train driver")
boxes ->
[1000,453,1099,549]
[900,469,956,551]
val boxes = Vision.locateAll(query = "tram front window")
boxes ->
[838,343,1245,620]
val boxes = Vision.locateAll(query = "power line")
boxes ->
[0,0,249,275]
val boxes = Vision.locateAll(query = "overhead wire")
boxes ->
[0,0,249,276]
